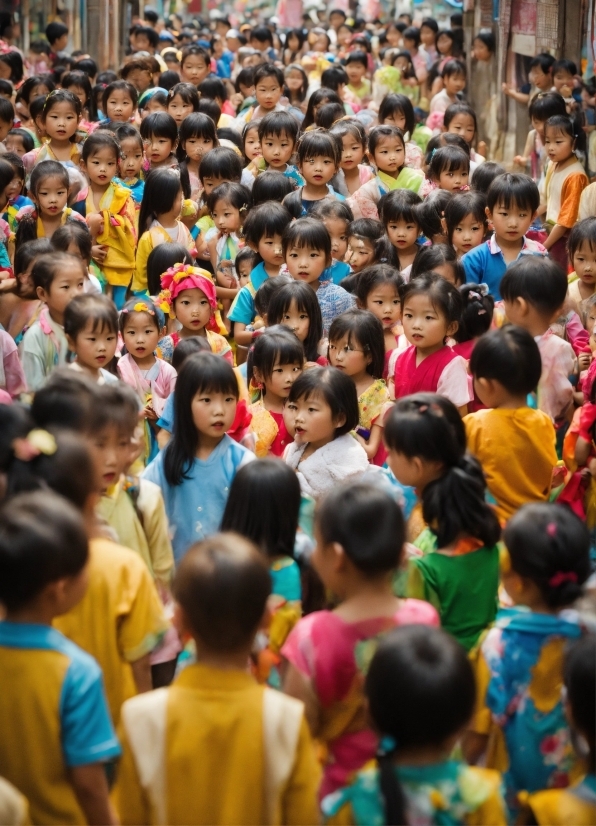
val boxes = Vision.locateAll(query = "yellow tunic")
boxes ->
[115,663,321,825]
[87,183,137,287]
[132,223,195,294]
[53,537,169,725]
[523,781,596,825]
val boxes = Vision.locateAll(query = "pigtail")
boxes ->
[374,235,400,268]
[14,209,38,253]
[377,737,407,826]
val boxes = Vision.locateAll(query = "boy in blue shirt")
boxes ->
[462,173,547,300]
[0,490,120,825]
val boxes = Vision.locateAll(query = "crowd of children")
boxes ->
[0,8,594,826]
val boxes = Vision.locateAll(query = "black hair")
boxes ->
[138,167,182,233]
[318,483,404,575]
[235,246,258,274]
[254,274,292,318]
[529,52,556,74]
[102,80,138,113]
[0,157,14,200]
[206,181,251,215]
[197,77,228,102]
[243,202,292,263]
[315,102,345,130]
[258,110,299,144]
[173,532,271,652]
[40,89,82,125]
[564,635,596,770]
[473,28,495,53]
[253,63,284,89]
[180,44,210,68]
[61,70,95,119]
[425,133,470,166]
[470,324,542,395]
[287,367,359,437]
[50,222,92,262]
[178,112,218,165]
[251,25,274,46]
[146,243,193,297]
[487,171,541,213]
[0,150,22,181]
[46,21,69,45]
[14,238,53,299]
[500,255,567,316]
[198,97,221,124]
[320,66,349,93]
[97,70,118,85]
[234,67,254,93]
[17,76,52,105]
[400,271,462,329]
[402,26,420,47]
[0,96,13,126]
[0,405,32,474]
[410,244,463,285]
[528,91,567,122]
[133,24,159,49]
[216,128,243,154]
[379,188,422,228]
[31,369,98,433]
[282,216,332,260]
[420,17,439,33]
[198,146,242,184]
[0,490,88,612]
[80,130,120,163]
[355,263,404,305]
[221,458,301,560]
[285,28,307,59]
[454,284,494,342]
[378,93,415,139]
[470,161,506,192]
[0,50,23,83]
[246,325,304,389]
[545,114,587,160]
[296,130,342,167]
[348,218,385,244]
[443,102,478,142]
[7,128,34,154]
[164,353,239,486]
[367,625,476,826]
[552,58,577,77]
[309,198,354,225]
[171,336,211,372]
[443,191,487,244]
[301,88,342,130]
[140,111,178,146]
[345,50,368,70]
[504,503,589,608]
[368,124,405,159]
[89,381,140,436]
[115,122,144,150]
[328,308,385,379]
[441,58,466,79]
[267,280,323,362]
[251,170,294,206]
[428,145,470,182]
[568,217,596,259]
[119,297,160,334]
[32,251,84,293]
[329,118,367,152]
[64,293,118,341]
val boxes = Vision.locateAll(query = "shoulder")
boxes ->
[397,598,440,626]
[462,241,491,264]
[522,237,548,255]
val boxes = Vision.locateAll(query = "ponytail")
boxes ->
[14,211,39,252]
[377,738,407,826]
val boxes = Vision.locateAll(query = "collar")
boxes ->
[249,261,272,290]
[487,232,531,255]
[0,620,66,649]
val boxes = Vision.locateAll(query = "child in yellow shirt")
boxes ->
[115,532,321,825]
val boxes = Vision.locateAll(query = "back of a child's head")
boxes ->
[317,482,404,575]
[366,624,476,825]
[564,635,596,767]
[251,170,294,206]
[0,490,88,613]
[64,293,118,343]
[328,308,385,379]
[500,255,567,317]
[14,237,53,279]
[89,381,139,439]
[454,283,494,342]
[287,367,359,437]
[504,503,590,609]
[528,91,567,122]
[171,337,211,373]
[198,146,243,185]
[221,458,301,561]
[31,369,98,433]
[50,222,93,262]
[385,392,466,462]
[173,532,271,652]
[242,201,291,254]
[146,242,193,296]
[470,161,506,192]
[416,189,452,240]
[470,325,542,397]
[254,274,292,318]
[486,171,539,215]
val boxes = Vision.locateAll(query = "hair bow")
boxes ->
[12,429,57,462]
[549,571,578,587]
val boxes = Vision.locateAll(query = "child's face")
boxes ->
[285,68,305,93]
[201,174,226,195]
[472,38,491,62]
[347,235,375,272]
[328,332,371,377]
[181,57,209,86]
[6,172,23,201]
[280,298,310,341]
[191,388,237,439]
[168,93,194,127]
[141,96,167,118]
[286,243,329,284]
[284,390,343,449]
[373,135,405,176]
[337,25,352,47]
[237,258,252,286]
[261,129,294,169]
[174,287,212,333]
[127,68,152,93]
[44,101,78,141]
[261,357,303,400]
[211,199,240,234]
[365,282,400,328]
[144,133,175,165]
[121,311,160,361]
[255,76,282,111]
[531,116,546,139]
[0,118,11,143]
[244,127,261,161]
[346,61,366,86]
[402,292,455,349]
[529,65,552,91]
[433,262,459,286]
[105,88,135,122]
[30,82,50,100]
[340,133,365,172]
[34,173,68,217]
[38,260,85,317]
[299,153,337,186]
[444,72,466,96]
[88,423,134,493]
[393,56,410,74]
[255,233,284,268]
[386,216,419,252]
[488,200,534,243]
[4,134,26,156]
[437,33,453,55]
[553,69,574,95]
[82,146,119,187]
[420,25,435,48]
[381,109,406,131]
[451,212,485,255]
[544,126,574,163]
[69,319,117,372]
[183,133,214,163]
[324,216,349,260]
[573,241,596,287]
[446,112,475,145]
[438,164,469,192]
[15,101,31,128]
[67,85,87,110]
[119,136,144,179]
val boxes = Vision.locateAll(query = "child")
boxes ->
[466,503,590,812]
[328,309,390,463]
[410,243,465,286]
[423,145,470,195]
[0,490,120,825]
[378,188,423,275]
[178,112,218,202]
[283,131,345,218]
[206,182,251,301]
[5,127,35,157]
[115,532,320,825]
[0,238,52,344]
[114,123,145,209]
[242,119,262,164]
[443,190,488,258]
[377,93,424,168]
[132,168,195,295]
[235,246,257,288]
[51,222,103,295]
[345,51,371,102]
[14,160,87,250]
[247,326,304,457]
[452,283,494,410]
[463,172,547,300]
[195,147,244,245]
[282,482,439,796]
[228,201,291,346]
[514,91,566,183]
[157,264,232,364]
[243,111,303,190]
[309,199,353,285]
[465,325,557,522]
[64,294,119,384]
[543,115,589,268]
[355,263,404,362]
[166,82,199,128]
[79,132,137,309]
[347,126,424,221]
[236,63,286,126]
[2,152,35,232]
[102,80,138,123]
[62,70,98,138]
[139,111,179,171]
[21,252,86,391]
[329,119,375,197]
[323,625,507,825]
[385,395,501,650]
[283,217,355,336]
[501,256,575,423]
[429,59,467,120]
[502,52,554,106]
[393,273,471,413]
[268,280,326,366]
[144,352,255,562]
[179,44,211,87]
[443,102,486,163]
[283,367,369,497]
[22,90,82,179]
[471,160,506,192]
[346,218,385,274]
[567,217,596,308]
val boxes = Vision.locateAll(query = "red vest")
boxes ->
[393,345,457,398]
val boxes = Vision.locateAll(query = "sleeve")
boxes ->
[228,286,256,324]
[462,247,485,287]
[138,482,175,586]
[281,715,322,826]
[346,179,381,221]
[156,394,174,432]
[436,356,472,407]
[557,173,589,228]
[0,240,11,271]
[131,233,151,294]
[142,452,164,487]
[116,553,170,662]
[21,327,47,392]
[565,311,590,355]
[1,337,27,396]
[113,723,151,825]
[281,614,318,678]
[578,183,596,221]
[60,653,121,766]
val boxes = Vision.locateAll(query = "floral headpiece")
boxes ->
[15,204,38,224]
[12,429,57,462]
[158,264,217,317]
[122,301,156,316]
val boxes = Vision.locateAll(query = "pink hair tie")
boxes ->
[549,571,578,588]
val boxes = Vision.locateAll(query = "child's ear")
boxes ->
[66,334,76,351]
[36,286,48,302]
[333,412,347,430]
[246,240,259,253]
[446,320,459,338]
[440,216,447,235]
[485,206,492,221]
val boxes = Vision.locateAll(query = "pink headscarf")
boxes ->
[158,264,217,317]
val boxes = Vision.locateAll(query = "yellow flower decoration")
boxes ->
[133,301,150,313]
[429,789,447,811]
